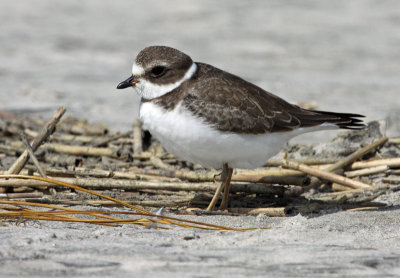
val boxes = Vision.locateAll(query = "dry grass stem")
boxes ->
[266,158,339,167]
[345,165,389,178]
[0,177,286,195]
[346,206,380,211]
[282,160,371,189]
[7,107,66,174]
[382,177,400,184]
[0,192,43,199]
[133,119,143,154]
[351,158,400,170]
[229,207,287,217]
[0,176,248,231]
[388,138,400,144]
[0,111,396,225]
[44,143,119,158]
[308,185,389,203]
[325,136,388,172]
[20,131,47,178]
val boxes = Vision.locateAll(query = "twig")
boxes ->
[382,177,400,184]
[44,143,119,158]
[135,166,308,185]
[276,137,388,197]
[266,158,338,167]
[236,168,305,177]
[138,189,196,196]
[283,138,388,195]
[119,167,306,183]
[20,131,46,178]
[345,165,389,178]
[0,192,44,199]
[133,119,143,154]
[43,154,82,167]
[346,206,380,211]
[132,152,154,160]
[59,119,108,136]
[232,174,309,186]
[0,176,247,231]
[387,169,400,175]
[43,198,196,208]
[388,138,400,144]
[282,160,371,189]
[21,166,180,182]
[25,128,99,144]
[2,165,309,189]
[307,185,388,204]
[185,208,240,216]
[150,156,176,171]
[0,177,286,195]
[7,107,66,174]
[351,158,400,170]
[325,136,388,172]
[228,207,287,217]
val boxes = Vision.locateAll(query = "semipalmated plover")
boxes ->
[117,46,365,211]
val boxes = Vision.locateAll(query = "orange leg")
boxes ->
[219,167,233,210]
[206,163,233,211]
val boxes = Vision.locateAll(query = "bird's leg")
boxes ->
[219,167,233,210]
[206,163,232,211]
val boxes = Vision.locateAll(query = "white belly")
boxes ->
[140,102,320,169]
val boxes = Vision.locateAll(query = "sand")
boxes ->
[2,209,400,277]
[1,1,400,277]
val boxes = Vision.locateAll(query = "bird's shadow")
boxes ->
[189,190,395,218]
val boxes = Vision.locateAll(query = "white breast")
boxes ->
[139,102,317,169]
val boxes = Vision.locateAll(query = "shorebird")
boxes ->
[117,46,364,211]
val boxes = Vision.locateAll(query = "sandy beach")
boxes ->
[1,1,400,277]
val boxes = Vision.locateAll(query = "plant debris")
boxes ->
[0,107,399,228]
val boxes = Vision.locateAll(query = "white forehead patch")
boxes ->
[132,63,145,76]
[134,62,197,100]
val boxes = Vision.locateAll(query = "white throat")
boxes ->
[132,62,197,100]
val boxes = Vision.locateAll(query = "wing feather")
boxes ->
[182,63,364,134]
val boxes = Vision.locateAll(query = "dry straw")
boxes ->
[0,174,249,231]
[0,106,397,229]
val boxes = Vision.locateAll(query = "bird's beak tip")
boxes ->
[117,75,136,90]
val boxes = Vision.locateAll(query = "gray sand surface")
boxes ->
[2,0,400,131]
[2,209,400,277]
[1,1,400,277]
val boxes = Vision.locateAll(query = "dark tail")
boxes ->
[294,109,366,130]
[314,110,365,130]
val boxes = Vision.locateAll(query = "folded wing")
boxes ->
[184,64,365,134]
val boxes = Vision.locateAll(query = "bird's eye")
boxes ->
[150,66,168,78]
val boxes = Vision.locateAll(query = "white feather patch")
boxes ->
[139,102,335,169]
[132,63,145,76]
